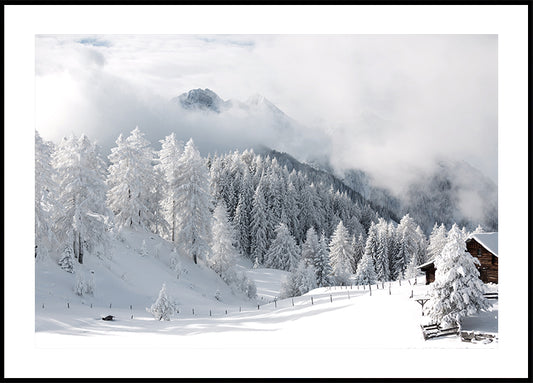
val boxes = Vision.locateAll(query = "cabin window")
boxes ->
[492,255,497,264]
[477,248,482,256]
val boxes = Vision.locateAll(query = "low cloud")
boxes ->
[35,34,497,192]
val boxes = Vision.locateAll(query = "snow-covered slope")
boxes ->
[35,228,258,332]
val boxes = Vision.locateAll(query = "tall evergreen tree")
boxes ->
[156,133,183,242]
[426,223,448,262]
[174,138,212,264]
[301,227,320,267]
[208,201,239,281]
[314,233,333,287]
[35,131,58,260]
[233,168,253,258]
[264,222,300,271]
[53,134,111,264]
[250,173,270,264]
[353,246,377,285]
[107,128,159,231]
[329,221,354,286]
[392,214,418,280]
[424,224,490,328]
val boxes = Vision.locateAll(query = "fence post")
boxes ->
[225,310,227,315]
[90,303,92,308]
[257,304,260,310]
[110,303,112,309]
[369,284,372,296]
[363,285,365,290]
[42,303,44,309]
[239,306,241,312]
[389,283,391,295]
[192,308,195,315]
[292,298,294,306]
[399,279,401,286]
[274,299,277,308]
[130,305,132,310]
[210,310,212,317]
[311,296,314,305]
[131,314,134,319]
[348,292,350,299]
[382,281,385,289]
[330,294,333,303]
[67,302,69,309]
[410,290,413,299]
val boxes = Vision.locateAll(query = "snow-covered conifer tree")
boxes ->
[53,134,111,264]
[264,222,300,271]
[174,139,212,264]
[35,131,58,260]
[314,233,333,287]
[470,224,485,236]
[58,245,75,273]
[107,128,159,231]
[280,258,317,299]
[208,201,239,281]
[250,174,270,264]
[392,214,418,280]
[328,221,354,286]
[424,224,490,328]
[414,225,428,265]
[351,233,365,272]
[353,245,377,285]
[233,168,253,257]
[426,223,448,262]
[147,283,175,321]
[156,133,183,242]
[301,227,320,267]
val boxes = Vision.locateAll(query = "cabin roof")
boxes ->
[467,232,498,257]
[417,260,435,270]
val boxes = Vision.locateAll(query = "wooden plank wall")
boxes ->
[466,239,498,284]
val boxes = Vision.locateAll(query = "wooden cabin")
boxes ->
[418,261,436,285]
[465,233,498,284]
[418,232,498,285]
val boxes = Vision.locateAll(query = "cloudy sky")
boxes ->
[35,34,498,189]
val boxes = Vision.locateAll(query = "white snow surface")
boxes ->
[34,228,500,378]
[469,232,498,256]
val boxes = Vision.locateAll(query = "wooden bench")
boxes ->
[421,323,459,340]
[484,292,498,300]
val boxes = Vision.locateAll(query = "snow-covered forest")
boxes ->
[36,127,493,298]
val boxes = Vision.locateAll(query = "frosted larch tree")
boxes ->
[35,131,58,260]
[156,133,183,242]
[53,134,111,264]
[107,128,159,231]
[208,201,239,282]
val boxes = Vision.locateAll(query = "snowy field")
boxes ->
[31,227,508,379]
[35,229,498,352]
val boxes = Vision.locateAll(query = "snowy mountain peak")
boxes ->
[174,88,227,113]
[246,93,267,106]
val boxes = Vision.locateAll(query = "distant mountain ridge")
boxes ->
[171,88,498,234]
